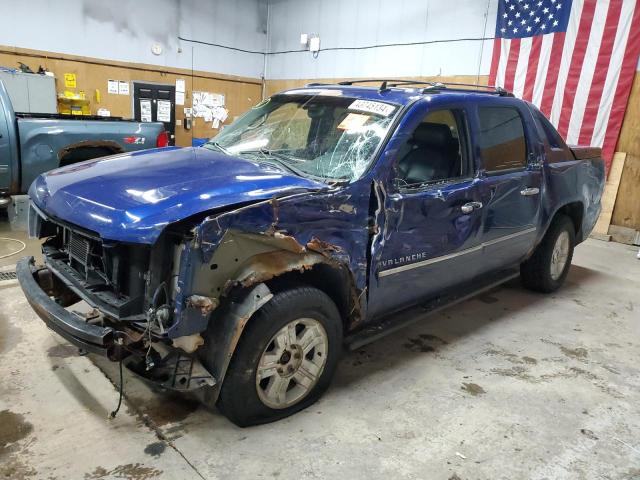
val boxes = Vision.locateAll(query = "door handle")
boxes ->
[461,201,483,214]
[520,187,540,196]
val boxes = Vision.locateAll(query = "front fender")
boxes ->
[197,283,273,404]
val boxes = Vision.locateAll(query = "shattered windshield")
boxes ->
[205,93,399,182]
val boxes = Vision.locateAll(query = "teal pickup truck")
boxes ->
[0,79,167,207]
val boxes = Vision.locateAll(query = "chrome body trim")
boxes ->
[481,227,537,247]
[378,227,537,277]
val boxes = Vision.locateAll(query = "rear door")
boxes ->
[474,103,543,274]
[133,82,175,146]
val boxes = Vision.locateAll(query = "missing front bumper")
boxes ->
[17,256,216,392]
[17,256,118,357]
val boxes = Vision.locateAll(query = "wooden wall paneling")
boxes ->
[610,154,640,230]
[592,151,627,238]
[0,46,262,147]
[612,72,640,230]
[615,72,640,159]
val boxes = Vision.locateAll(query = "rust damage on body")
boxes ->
[218,231,345,295]
[188,193,367,327]
[227,232,364,325]
[186,295,219,315]
[232,250,326,288]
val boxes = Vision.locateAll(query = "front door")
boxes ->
[367,104,484,319]
[133,82,176,146]
[474,104,542,273]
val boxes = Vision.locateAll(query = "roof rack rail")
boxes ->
[305,80,394,91]
[305,79,514,96]
[383,80,513,97]
[419,81,514,97]
[338,79,425,92]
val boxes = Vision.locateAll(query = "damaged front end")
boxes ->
[20,186,369,401]
[18,204,221,393]
[16,252,217,392]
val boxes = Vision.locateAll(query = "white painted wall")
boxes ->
[0,0,268,78]
[265,0,498,80]
[0,0,509,80]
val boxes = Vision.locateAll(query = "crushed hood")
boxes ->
[30,147,325,243]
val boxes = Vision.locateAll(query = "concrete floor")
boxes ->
[1,235,639,480]
[0,213,41,269]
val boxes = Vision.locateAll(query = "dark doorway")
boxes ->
[133,82,176,146]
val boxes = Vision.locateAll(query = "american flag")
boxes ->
[489,0,640,168]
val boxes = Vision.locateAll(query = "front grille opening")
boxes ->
[69,231,90,265]
[62,228,107,285]
[36,211,152,319]
[51,224,150,302]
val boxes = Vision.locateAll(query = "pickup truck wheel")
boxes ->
[521,215,575,293]
[217,286,342,427]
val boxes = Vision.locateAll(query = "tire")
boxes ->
[217,286,342,427]
[521,214,575,293]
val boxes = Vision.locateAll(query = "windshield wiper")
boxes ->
[239,149,308,178]
[203,141,231,155]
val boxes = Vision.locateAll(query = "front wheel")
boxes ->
[521,215,575,293]
[217,286,342,427]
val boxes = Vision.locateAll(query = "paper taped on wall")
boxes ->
[64,73,76,88]
[157,100,171,122]
[193,91,225,107]
[192,91,228,128]
[107,80,118,95]
[140,100,152,122]
[118,81,130,95]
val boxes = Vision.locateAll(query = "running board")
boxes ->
[345,268,520,350]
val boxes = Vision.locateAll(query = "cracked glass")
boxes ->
[206,93,399,182]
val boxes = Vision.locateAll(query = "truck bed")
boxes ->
[15,112,127,121]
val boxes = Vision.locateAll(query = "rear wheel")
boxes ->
[217,286,342,427]
[521,215,575,293]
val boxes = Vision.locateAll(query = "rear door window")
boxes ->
[478,107,527,172]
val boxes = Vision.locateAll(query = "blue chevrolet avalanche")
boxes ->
[18,81,605,426]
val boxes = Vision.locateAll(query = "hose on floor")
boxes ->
[0,237,26,259]
[109,358,124,419]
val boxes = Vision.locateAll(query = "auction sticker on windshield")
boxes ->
[348,99,396,117]
[337,113,370,130]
